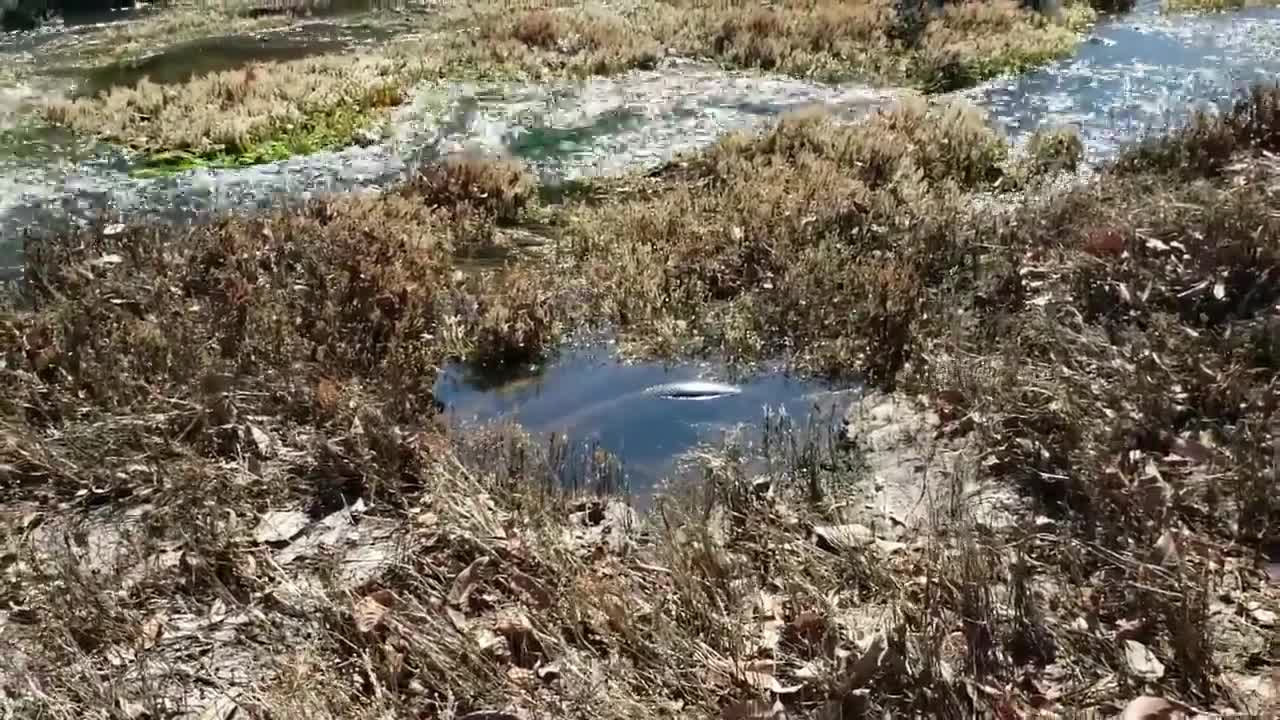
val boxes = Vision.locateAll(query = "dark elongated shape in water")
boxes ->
[642,380,742,400]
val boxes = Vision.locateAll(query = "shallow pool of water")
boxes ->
[434,348,853,496]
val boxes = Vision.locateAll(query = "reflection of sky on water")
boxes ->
[434,349,846,496]
[963,8,1280,158]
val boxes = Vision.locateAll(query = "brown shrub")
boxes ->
[563,98,1005,381]
[42,55,406,156]
[911,87,1280,545]
[475,6,663,78]
[409,153,537,225]
[1114,83,1280,178]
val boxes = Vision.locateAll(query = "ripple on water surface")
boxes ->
[433,348,853,498]
[965,7,1280,158]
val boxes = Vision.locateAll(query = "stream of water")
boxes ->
[4,3,1280,493]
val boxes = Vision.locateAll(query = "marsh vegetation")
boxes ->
[2,1,1279,718]
[23,0,1102,171]
[4,83,1280,716]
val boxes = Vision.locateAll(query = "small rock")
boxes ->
[869,402,897,424]
[1250,608,1276,627]
[1123,639,1166,680]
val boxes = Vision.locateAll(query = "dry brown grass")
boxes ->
[1162,0,1275,12]
[659,0,1087,88]
[437,0,1088,87]
[4,85,1280,720]
[40,7,293,65]
[467,5,664,79]
[27,0,1092,166]
[560,97,1009,385]
[41,54,406,158]
[1014,123,1085,180]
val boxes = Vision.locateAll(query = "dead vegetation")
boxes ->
[466,5,664,79]
[664,0,1088,88]
[4,84,1280,720]
[25,0,1095,166]
[471,0,1092,88]
[35,7,294,65]
[1161,0,1276,13]
[41,54,407,160]
[561,96,1011,384]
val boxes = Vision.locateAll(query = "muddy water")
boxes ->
[5,4,1280,487]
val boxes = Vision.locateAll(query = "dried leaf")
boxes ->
[247,424,275,458]
[758,618,784,652]
[1119,696,1190,720]
[1251,608,1276,626]
[755,590,785,620]
[446,606,468,632]
[253,510,309,544]
[194,695,239,720]
[1152,531,1179,566]
[1123,640,1166,680]
[139,613,166,649]
[353,590,396,633]
[449,556,493,607]
[117,698,148,719]
[90,253,124,267]
[472,626,508,656]
[873,538,909,554]
[812,524,874,552]
[739,662,803,695]
[509,570,554,608]
[458,713,521,720]
[840,631,888,692]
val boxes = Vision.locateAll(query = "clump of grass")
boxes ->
[455,267,562,369]
[685,0,904,82]
[6,154,552,448]
[41,55,407,172]
[1161,0,1269,12]
[659,0,1090,88]
[410,153,538,225]
[1013,123,1085,180]
[39,7,294,66]
[1113,84,1280,178]
[413,0,1091,88]
[912,0,1081,91]
[472,6,664,78]
[563,97,1006,384]
[917,90,1280,542]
